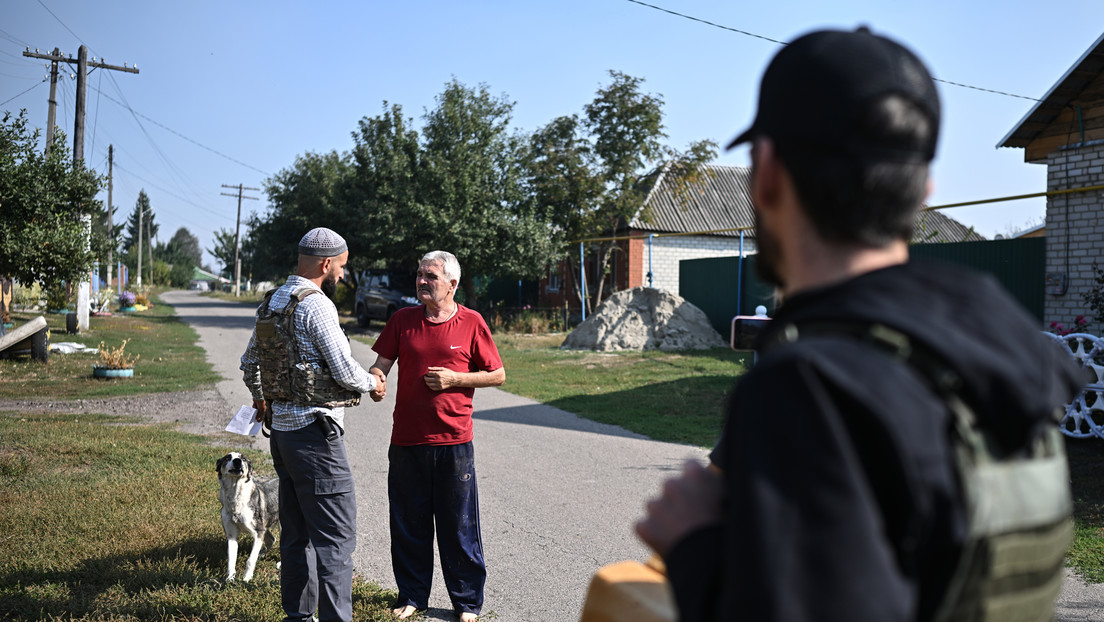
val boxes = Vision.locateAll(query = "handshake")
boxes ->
[369,368,387,402]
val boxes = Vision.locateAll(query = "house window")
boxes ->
[547,270,560,292]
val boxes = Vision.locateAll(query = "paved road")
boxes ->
[161,289,707,621]
[160,289,1104,622]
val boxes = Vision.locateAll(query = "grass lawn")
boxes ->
[0,413,398,621]
[0,298,219,399]
[494,333,751,447]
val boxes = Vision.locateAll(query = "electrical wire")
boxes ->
[92,79,271,176]
[623,0,1041,102]
[0,78,46,107]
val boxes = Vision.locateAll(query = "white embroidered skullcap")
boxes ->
[298,227,348,257]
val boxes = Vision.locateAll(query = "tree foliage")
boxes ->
[525,71,717,310]
[0,110,103,285]
[255,151,354,281]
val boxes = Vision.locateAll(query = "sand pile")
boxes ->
[562,287,726,351]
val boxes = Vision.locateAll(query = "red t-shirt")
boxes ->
[372,304,503,446]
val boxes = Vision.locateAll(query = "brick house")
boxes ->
[540,163,983,309]
[998,32,1104,327]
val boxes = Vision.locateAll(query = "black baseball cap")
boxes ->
[726,27,940,162]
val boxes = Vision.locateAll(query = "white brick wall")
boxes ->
[639,234,757,296]
[1045,140,1104,329]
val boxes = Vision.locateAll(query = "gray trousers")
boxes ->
[271,420,357,622]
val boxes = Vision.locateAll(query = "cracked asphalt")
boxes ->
[157,289,708,621]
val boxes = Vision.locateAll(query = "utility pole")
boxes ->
[43,47,59,155]
[137,202,144,289]
[23,45,138,331]
[106,145,114,290]
[221,184,259,296]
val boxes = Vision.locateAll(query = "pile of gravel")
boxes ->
[562,287,726,351]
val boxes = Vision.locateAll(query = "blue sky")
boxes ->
[3,1,1103,271]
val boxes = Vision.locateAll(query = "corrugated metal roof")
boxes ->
[914,209,987,243]
[999,31,1104,149]
[628,164,754,238]
[628,163,986,243]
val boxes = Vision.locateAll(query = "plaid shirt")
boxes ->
[240,275,376,432]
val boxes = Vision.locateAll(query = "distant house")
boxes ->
[998,31,1104,327]
[540,163,984,306]
[189,266,228,291]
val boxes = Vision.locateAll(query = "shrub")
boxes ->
[45,282,70,310]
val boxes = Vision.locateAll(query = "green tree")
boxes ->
[122,190,158,251]
[417,79,557,307]
[256,151,353,281]
[345,102,426,278]
[207,228,238,278]
[163,227,201,265]
[0,110,103,285]
[525,71,717,311]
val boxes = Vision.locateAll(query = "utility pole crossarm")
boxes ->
[22,48,139,73]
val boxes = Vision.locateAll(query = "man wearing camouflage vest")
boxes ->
[241,227,385,622]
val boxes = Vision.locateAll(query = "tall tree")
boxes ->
[164,227,202,266]
[415,79,557,306]
[256,151,353,281]
[525,71,717,311]
[0,110,103,285]
[207,228,238,278]
[345,102,426,276]
[122,190,158,254]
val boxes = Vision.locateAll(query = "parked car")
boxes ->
[355,271,419,327]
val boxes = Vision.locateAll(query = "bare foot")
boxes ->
[393,605,418,619]
[459,613,478,622]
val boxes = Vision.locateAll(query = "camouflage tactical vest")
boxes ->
[763,321,1072,622]
[255,287,361,408]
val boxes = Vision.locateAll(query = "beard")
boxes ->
[321,274,338,300]
[754,209,784,288]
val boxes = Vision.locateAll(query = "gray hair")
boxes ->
[420,250,461,282]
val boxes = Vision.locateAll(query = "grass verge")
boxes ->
[0,298,219,399]
[0,412,398,621]
[495,333,750,447]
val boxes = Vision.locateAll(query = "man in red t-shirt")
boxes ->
[369,250,504,622]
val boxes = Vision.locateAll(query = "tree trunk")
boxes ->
[461,278,479,311]
[591,242,615,312]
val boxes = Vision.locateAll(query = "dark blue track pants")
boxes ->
[388,442,485,615]
[271,421,356,622]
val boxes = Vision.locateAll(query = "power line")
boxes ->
[624,0,788,45]
[0,78,46,107]
[89,82,271,176]
[623,0,1041,102]
[36,0,83,45]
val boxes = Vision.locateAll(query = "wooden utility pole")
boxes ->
[22,45,138,330]
[221,184,259,296]
[106,145,114,290]
[137,201,144,289]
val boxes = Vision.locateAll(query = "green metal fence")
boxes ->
[681,237,1046,337]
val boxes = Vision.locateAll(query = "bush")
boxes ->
[45,282,70,310]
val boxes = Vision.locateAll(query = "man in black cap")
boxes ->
[241,227,385,622]
[635,28,1083,621]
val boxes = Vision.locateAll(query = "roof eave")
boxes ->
[998,30,1104,149]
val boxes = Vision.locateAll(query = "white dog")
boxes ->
[216,452,280,582]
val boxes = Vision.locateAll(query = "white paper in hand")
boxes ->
[226,405,263,436]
